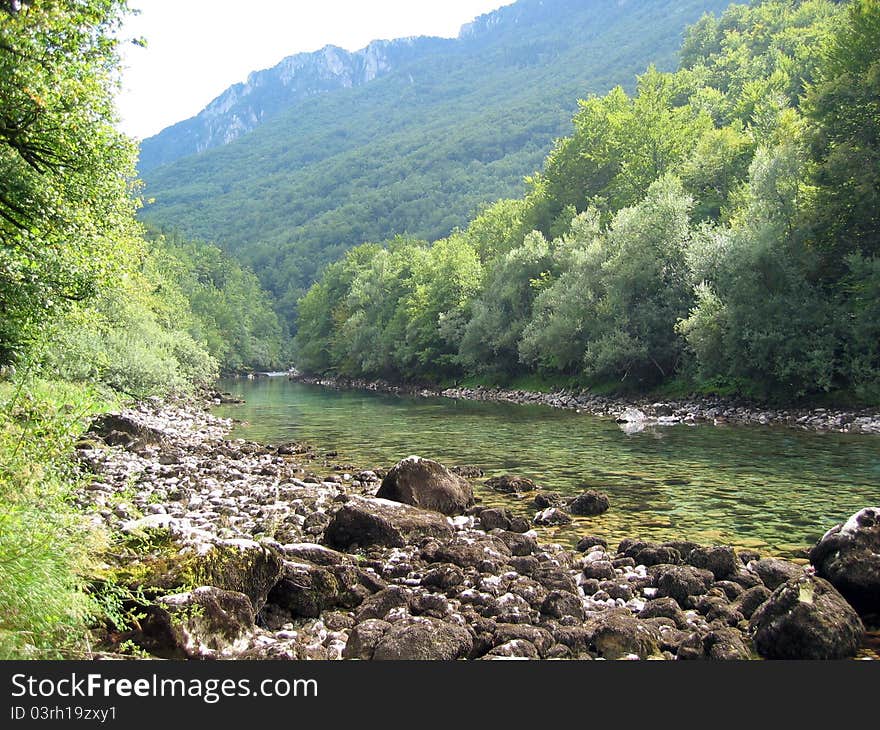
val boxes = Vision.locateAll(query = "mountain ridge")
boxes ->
[139,0,730,315]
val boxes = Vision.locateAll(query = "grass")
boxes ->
[0,375,121,658]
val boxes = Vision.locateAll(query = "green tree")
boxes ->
[804,0,880,275]
[0,0,140,361]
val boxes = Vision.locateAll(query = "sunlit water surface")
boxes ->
[214,378,880,559]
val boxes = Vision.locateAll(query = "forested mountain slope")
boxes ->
[294,0,880,402]
[139,0,729,314]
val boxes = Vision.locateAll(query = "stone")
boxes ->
[540,590,585,621]
[376,456,474,516]
[485,475,537,493]
[575,536,608,552]
[484,639,539,659]
[493,624,554,657]
[533,507,572,526]
[533,492,564,509]
[264,562,340,619]
[747,558,804,590]
[568,491,610,516]
[650,564,714,606]
[479,508,512,531]
[372,616,473,660]
[323,496,453,550]
[638,597,689,630]
[809,507,880,617]
[585,610,661,660]
[140,586,255,659]
[633,545,681,567]
[582,561,616,581]
[355,586,412,622]
[687,546,739,580]
[750,574,864,660]
[732,585,772,619]
[421,534,512,569]
[89,413,166,453]
[342,619,392,660]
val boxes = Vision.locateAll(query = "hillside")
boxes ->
[139,0,729,315]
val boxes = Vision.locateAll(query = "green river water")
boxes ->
[214,377,880,559]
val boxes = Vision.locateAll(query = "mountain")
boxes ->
[138,38,442,172]
[138,0,730,317]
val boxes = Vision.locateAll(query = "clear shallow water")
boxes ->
[214,377,880,558]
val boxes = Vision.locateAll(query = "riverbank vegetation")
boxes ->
[0,1,281,657]
[295,0,880,404]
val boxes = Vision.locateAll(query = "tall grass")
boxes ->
[0,376,119,658]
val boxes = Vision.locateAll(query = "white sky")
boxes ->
[115,0,509,140]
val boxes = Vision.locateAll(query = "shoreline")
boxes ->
[72,395,878,661]
[286,373,880,434]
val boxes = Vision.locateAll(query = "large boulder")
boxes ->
[750,574,864,660]
[376,456,474,516]
[111,533,282,614]
[809,507,880,617]
[139,586,255,659]
[371,616,473,660]
[323,496,453,550]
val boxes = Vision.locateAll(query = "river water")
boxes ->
[214,377,880,558]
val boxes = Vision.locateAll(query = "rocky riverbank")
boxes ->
[289,374,880,434]
[74,398,879,660]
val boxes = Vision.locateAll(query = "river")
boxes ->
[214,377,880,559]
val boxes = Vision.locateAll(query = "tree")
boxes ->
[0,0,139,361]
[804,0,880,276]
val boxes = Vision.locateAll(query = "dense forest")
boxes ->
[0,0,282,658]
[295,0,880,402]
[139,0,729,318]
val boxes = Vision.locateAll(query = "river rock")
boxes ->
[746,558,804,590]
[323,496,453,550]
[372,616,473,660]
[264,562,341,619]
[568,491,610,516]
[376,456,474,516]
[809,507,880,617]
[585,609,662,659]
[650,564,714,606]
[575,536,608,552]
[686,546,739,580]
[89,413,166,453]
[534,507,572,526]
[479,508,512,531]
[732,585,772,619]
[140,586,255,659]
[342,619,393,660]
[484,639,540,659]
[750,574,864,660]
[485,475,537,493]
[540,590,585,621]
[638,597,689,630]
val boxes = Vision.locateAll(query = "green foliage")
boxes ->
[151,231,286,372]
[0,377,118,658]
[294,0,880,403]
[0,0,141,362]
[140,0,731,318]
[803,0,880,275]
